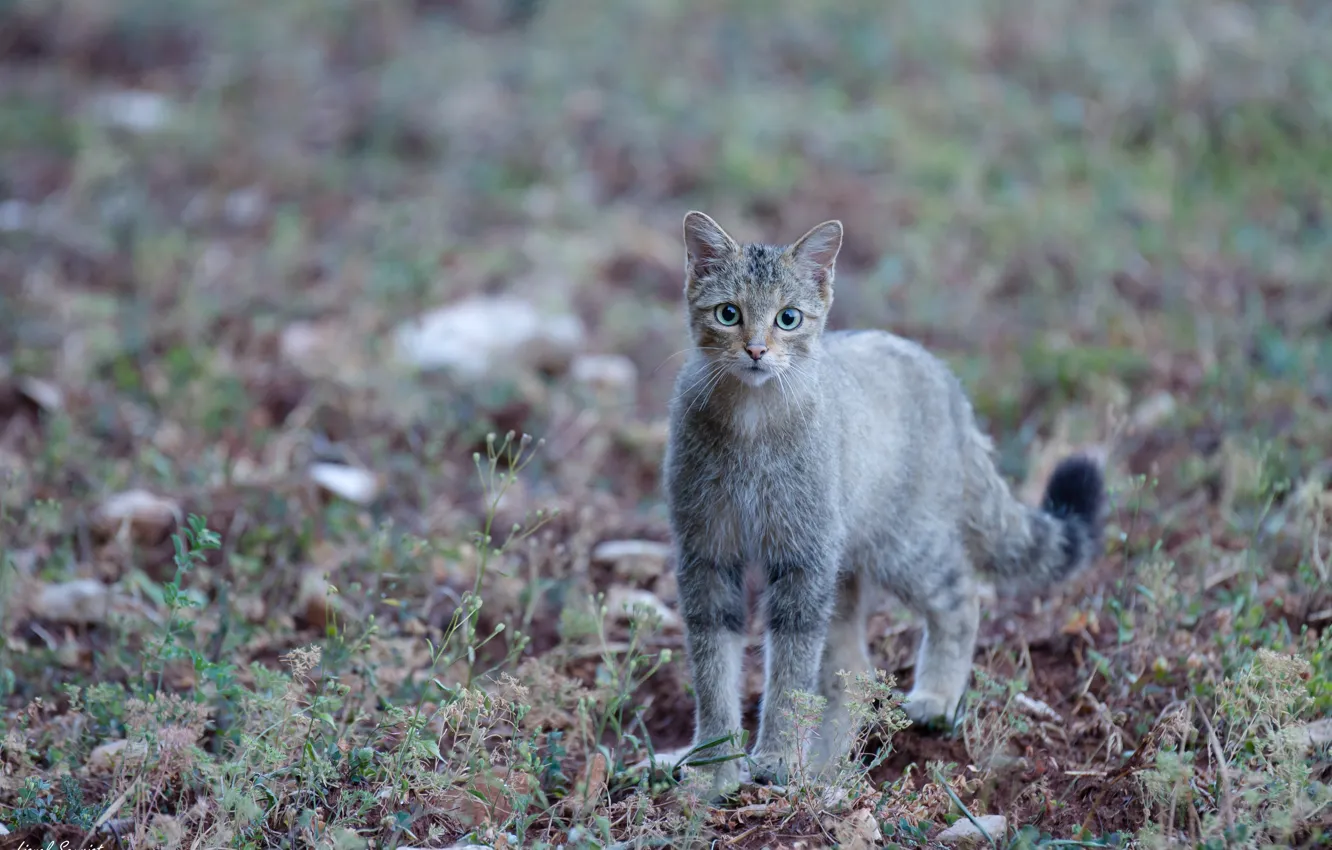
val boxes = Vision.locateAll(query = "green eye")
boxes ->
[775,307,803,330]
[715,303,741,326]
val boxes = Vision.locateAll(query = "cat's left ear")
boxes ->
[788,220,843,301]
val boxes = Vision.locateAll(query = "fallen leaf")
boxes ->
[440,765,532,826]
[1013,693,1062,723]
[562,750,609,815]
[824,808,882,850]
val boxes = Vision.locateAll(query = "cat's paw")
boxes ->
[901,690,960,733]
[745,749,792,787]
[680,758,741,803]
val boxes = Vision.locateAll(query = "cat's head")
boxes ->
[680,211,842,388]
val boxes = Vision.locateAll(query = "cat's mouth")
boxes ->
[734,359,775,387]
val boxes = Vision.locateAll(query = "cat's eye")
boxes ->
[775,307,803,330]
[715,303,741,326]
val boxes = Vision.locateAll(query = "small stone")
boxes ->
[279,320,349,379]
[309,463,380,505]
[938,814,1006,846]
[88,739,150,772]
[17,376,63,412]
[592,539,672,580]
[93,490,181,543]
[1131,390,1177,432]
[1292,718,1332,753]
[570,353,637,401]
[87,90,175,133]
[0,200,31,233]
[393,296,585,378]
[605,586,680,630]
[31,579,114,624]
[297,567,343,630]
[223,187,267,227]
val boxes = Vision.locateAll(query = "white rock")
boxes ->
[93,489,181,541]
[0,822,8,834]
[570,353,637,396]
[1292,718,1332,753]
[296,566,346,630]
[593,539,672,564]
[0,200,31,233]
[88,90,175,133]
[392,296,585,378]
[18,376,64,412]
[1131,391,1177,431]
[32,579,113,624]
[309,463,380,505]
[593,539,673,581]
[938,814,1006,846]
[279,320,346,378]
[605,586,680,630]
[223,187,267,227]
[87,738,150,772]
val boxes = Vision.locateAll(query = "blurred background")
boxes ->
[1,0,1331,842]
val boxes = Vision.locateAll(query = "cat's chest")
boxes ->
[679,430,827,560]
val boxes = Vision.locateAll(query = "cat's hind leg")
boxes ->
[898,539,979,730]
[807,570,874,775]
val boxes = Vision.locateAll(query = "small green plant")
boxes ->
[141,513,222,697]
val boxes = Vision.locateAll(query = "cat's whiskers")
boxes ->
[773,368,794,418]
[685,362,731,419]
[673,359,726,401]
[652,346,727,377]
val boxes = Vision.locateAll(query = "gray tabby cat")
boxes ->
[662,211,1104,794]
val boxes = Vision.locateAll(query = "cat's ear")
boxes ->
[788,220,843,299]
[683,211,739,288]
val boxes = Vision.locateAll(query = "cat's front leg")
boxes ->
[749,547,839,785]
[676,548,747,797]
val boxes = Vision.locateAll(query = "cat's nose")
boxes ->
[746,343,767,361]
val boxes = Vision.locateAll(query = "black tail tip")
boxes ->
[1041,455,1104,524]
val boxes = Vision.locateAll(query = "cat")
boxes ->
[662,211,1104,795]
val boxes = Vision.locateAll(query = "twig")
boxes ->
[1195,699,1233,834]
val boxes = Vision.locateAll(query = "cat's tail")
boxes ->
[966,448,1106,592]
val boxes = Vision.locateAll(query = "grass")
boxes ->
[2,0,1331,847]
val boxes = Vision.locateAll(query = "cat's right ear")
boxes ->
[682,211,739,292]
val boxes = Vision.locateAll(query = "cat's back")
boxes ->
[821,328,957,396]
[819,327,972,472]
[820,329,975,529]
